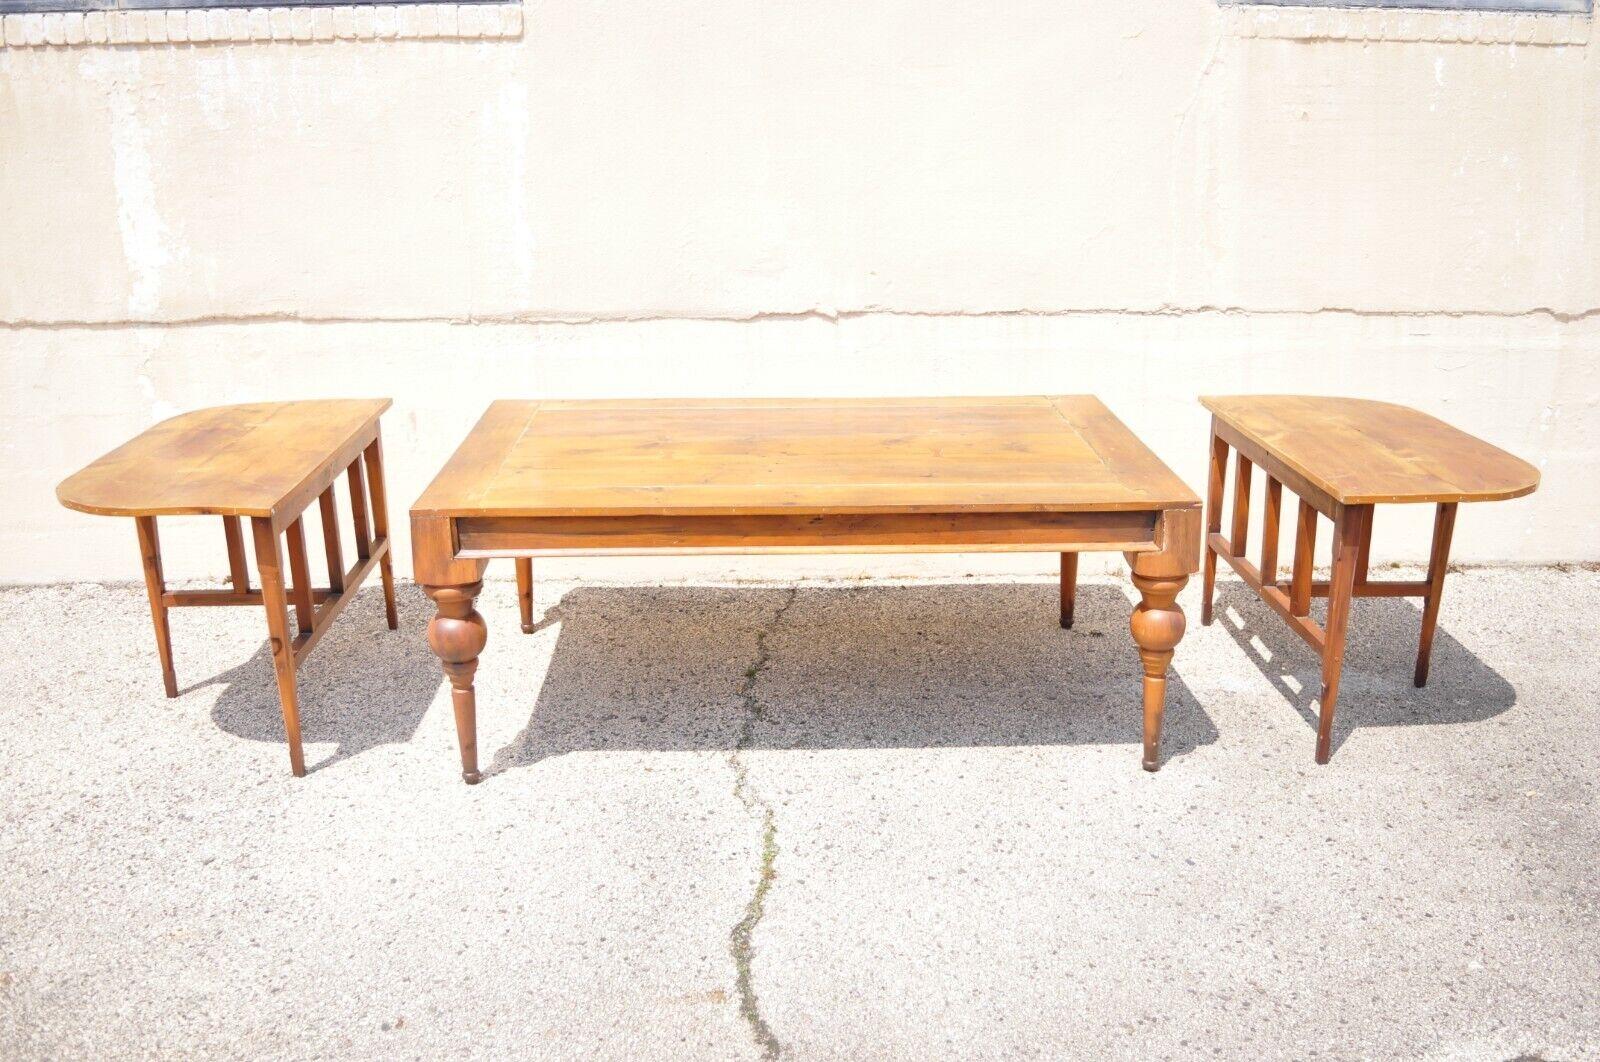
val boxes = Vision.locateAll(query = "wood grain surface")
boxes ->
[413,396,1198,518]
[57,400,392,521]
[1200,395,1538,506]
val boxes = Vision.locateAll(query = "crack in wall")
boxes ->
[4,304,1597,330]
[727,587,797,1062]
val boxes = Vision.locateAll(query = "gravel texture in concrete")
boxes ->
[1,569,1596,1060]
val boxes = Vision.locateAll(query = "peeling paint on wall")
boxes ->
[80,51,178,318]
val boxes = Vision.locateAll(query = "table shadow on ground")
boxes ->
[485,583,1215,778]
[204,590,439,774]
[1211,581,1517,759]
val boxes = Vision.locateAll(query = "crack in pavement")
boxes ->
[728,587,798,1061]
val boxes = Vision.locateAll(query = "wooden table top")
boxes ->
[413,396,1198,518]
[57,400,392,519]
[1201,395,1539,506]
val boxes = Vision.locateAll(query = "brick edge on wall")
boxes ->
[0,3,521,46]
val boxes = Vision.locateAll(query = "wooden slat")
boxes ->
[365,441,390,541]
[1229,453,1253,557]
[364,432,399,630]
[455,510,1160,557]
[285,518,314,634]
[347,457,372,560]
[1260,476,1283,586]
[1290,499,1317,617]
[1208,532,1326,652]
[163,588,332,608]
[1206,429,1228,536]
[318,487,345,593]
[1274,579,1430,599]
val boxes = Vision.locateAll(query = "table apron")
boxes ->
[453,510,1162,557]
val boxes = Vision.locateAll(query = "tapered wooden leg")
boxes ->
[252,517,305,777]
[223,516,251,593]
[135,516,178,698]
[1058,552,1078,629]
[1201,428,1227,626]
[1316,505,1371,764]
[1130,572,1189,772]
[365,433,399,631]
[515,558,535,633]
[426,582,488,784]
[1415,502,1458,688]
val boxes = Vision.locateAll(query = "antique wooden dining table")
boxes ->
[411,397,1201,783]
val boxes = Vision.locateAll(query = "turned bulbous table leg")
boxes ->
[1130,571,1188,772]
[425,582,488,784]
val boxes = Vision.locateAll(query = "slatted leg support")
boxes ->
[1290,500,1317,618]
[1260,477,1283,586]
[318,487,345,594]
[285,517,315,635]
[105,423,399,780]
[347,458,372,561]
[1201,411,1491,764]
[1230,452,1253,560]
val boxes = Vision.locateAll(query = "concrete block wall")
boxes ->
[2,0,1595,583]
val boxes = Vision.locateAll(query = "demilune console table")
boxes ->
[410,397,1201,782]
[57,400,399,778]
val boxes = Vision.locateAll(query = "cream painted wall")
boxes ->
[1,0,1596,584]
